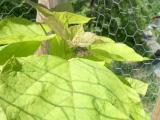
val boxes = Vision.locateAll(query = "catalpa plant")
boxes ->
[0,0,150,120]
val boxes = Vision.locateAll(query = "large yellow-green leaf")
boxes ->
[0,55,149,120]
[91,43,148,61]
[0,18,55,44]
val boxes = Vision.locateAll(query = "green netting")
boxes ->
[1,0,160,117]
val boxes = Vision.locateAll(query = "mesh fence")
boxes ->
[74,0,160,115]
[0,0,37,20]
[0,0,160,117]
[92,0,160,115]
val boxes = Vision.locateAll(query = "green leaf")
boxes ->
[52,11,91,25]
[70,32,98,47]
[48,35,73,59]
[91,43,148,61]
[85,49,113,64]
[0,66,2,73]
[95,36,115,43]
[69,32,114,48]
[0,18,55,45]
[51,1,74,12]
[118,76,148,96]
[26,0,70,40]
[0,55,149,120]
[69,25,84,39]
[0,41,40,65]
[44,16,70,40]
[26,0,91,40]
[0,107,7,120]
[0,46,6,51]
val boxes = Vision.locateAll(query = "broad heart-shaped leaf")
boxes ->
[0,41,40,65]
[90,43,148,62]
[0,55,149,120]
[0,18,55,45]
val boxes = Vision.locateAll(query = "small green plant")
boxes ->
[0,1,150,119]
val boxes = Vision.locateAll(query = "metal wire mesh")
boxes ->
[1,0,160,117]
[0,0,37,20]
[85,0,160,115]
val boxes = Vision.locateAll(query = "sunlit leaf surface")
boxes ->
[0,42,40,65]
[118,76,149,96]
[0,56,149,120]
[91,43,149,61]
[0,18,54,44]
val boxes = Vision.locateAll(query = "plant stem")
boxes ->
[34,0,67,55]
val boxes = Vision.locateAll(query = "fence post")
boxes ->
[35,0,67,55]
[152,96,160,120]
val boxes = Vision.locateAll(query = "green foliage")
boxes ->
[118,76,149,96]
[0,56,149,120]
[0,1,150,119]
[72,0,157,56]
[145,0,160,16]
[0,17,55,44]
[90,43,148,61]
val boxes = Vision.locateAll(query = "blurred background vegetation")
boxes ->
[0,0,37,19]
